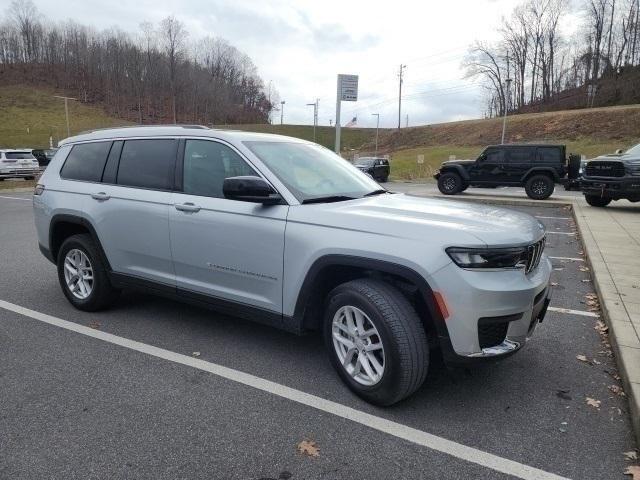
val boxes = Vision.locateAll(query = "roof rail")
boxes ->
[76,124,212,136]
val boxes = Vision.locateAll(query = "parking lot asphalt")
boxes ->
[0,192,637,480]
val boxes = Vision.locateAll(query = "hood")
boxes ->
[290,193,545,247]
[442,159,475,166]
[592,152,640,162]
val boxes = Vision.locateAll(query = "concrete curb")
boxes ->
[409,189,640,446]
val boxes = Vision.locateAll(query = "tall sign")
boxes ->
[335,74,359,154]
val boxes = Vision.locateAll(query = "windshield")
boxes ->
[625,143,640,155]
[244,141,381,203]
[355,158,375,166]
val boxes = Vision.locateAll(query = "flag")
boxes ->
[344,116,357,127]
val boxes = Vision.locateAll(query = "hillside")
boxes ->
[366,105,640,179]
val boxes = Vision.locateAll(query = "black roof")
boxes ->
[485,144,565,148]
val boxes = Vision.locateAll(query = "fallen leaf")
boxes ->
[580,266,590,272]
[576,355,590,363]
[582,279,592,283]
[586,397,601,408]
[624,451,638,461]
[551,282,559,287]
[88,321,100,329]
[609,385,626,397]
[192,351,201,357]
[592,359,602,365]
[556,388,572,400]
[624,466,640,479]
[297,440,319,458]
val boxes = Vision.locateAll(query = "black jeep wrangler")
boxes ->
[580,142,640,207]
[434,144,573,200]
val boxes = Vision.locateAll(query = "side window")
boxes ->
[506,148,533,163]
[484,149,504,163]
[116,139,177,190]
[182,140,257,198]
[538,147,562,163]
[60,142,112,182]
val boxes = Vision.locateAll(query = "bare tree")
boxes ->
[158,16,187,124]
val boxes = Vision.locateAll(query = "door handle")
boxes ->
[175,202,201,213]
[91,192,110,201]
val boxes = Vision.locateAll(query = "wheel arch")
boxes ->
[49,214,111,270]
[292,255,447,343]
[440,165,470,181]
[521,168,559,183]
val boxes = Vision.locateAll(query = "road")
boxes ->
[0,192,637,480]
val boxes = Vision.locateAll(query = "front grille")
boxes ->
[524,237,545,274]
[585,161,625,178]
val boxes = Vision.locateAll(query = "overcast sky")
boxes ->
[13,0,578,127]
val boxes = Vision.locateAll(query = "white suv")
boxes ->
[33,126,552,405]
[0,149,40,180]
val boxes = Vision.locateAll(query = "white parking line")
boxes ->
[0,195,31,201]
[546,231,576,236]
[548,256,584,262]
[548,306,599,318]
[535,216,571,220]
[0,299,569,480]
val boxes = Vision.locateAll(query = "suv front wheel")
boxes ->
[437,172,464,195]
[57,234,119,311]
[324,278,429,406]
[525,174,554,200]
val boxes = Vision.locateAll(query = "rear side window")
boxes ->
[5,151,35,159]
[484,149,504,163]
[507,148,533,163]
[538,147,562,163]
[60,142,112,182]
[116,139,177,190]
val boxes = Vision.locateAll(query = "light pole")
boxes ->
[53,95,77,138]
[280,100,285,125]
[306,99,318,142]
[501,78,512,144]
[371,113,380,156]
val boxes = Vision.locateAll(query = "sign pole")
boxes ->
[335,76,341,154]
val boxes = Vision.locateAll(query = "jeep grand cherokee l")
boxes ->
[580,142,640,207]
[33,126,551,405]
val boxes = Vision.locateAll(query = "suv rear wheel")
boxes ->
[324,278,429,406]
[525,174,554,200]
[57,234,119,311]
[437,172,463,195]
[584,195,612,207]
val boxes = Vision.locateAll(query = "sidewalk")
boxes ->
[389,181,640,445]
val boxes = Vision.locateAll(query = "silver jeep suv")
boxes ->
[33,126,551,405]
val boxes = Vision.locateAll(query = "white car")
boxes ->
[0,149,40,180]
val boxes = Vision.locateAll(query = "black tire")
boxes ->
[323,278,429,406]
[57,234,119,311]
[524,174,555,200]
[25,176,35,180]
[437,172,463,195]
[460,183,469,192]
[380,175,389,183]
[584,195,612,207]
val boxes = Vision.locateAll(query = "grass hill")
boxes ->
[2,84,638,181]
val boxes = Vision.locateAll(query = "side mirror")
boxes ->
[223,176,282,205]
[477,154,486,163]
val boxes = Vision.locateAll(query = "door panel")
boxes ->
[169,138,287,313]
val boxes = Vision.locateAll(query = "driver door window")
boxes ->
[183,139,256,198]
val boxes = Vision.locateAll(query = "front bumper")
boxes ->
[581,177,640,200]
[429,256,552,364]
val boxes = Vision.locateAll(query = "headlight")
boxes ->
[446,247,528,269]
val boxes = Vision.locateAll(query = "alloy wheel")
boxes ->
[332,305,385,386]
[63,249,94,299]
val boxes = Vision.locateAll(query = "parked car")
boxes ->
[580,142,640,207]
[0,149,40,180]
[353,156,390,182]
[32,148,59,167]
[434,144,569,200]
[34,126,551,405]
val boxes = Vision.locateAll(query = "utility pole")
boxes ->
[280,100,285,125]
[397,64,406,130]
[405,114,408,128]
[306,99,319,142]
[53,95,77,138]
[371,113,380,156]
[501,78,512,144]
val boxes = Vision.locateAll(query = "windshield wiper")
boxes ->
[363,189,388,197]
[302,195,357,204]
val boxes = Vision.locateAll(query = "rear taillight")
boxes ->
[34,184,45,195]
